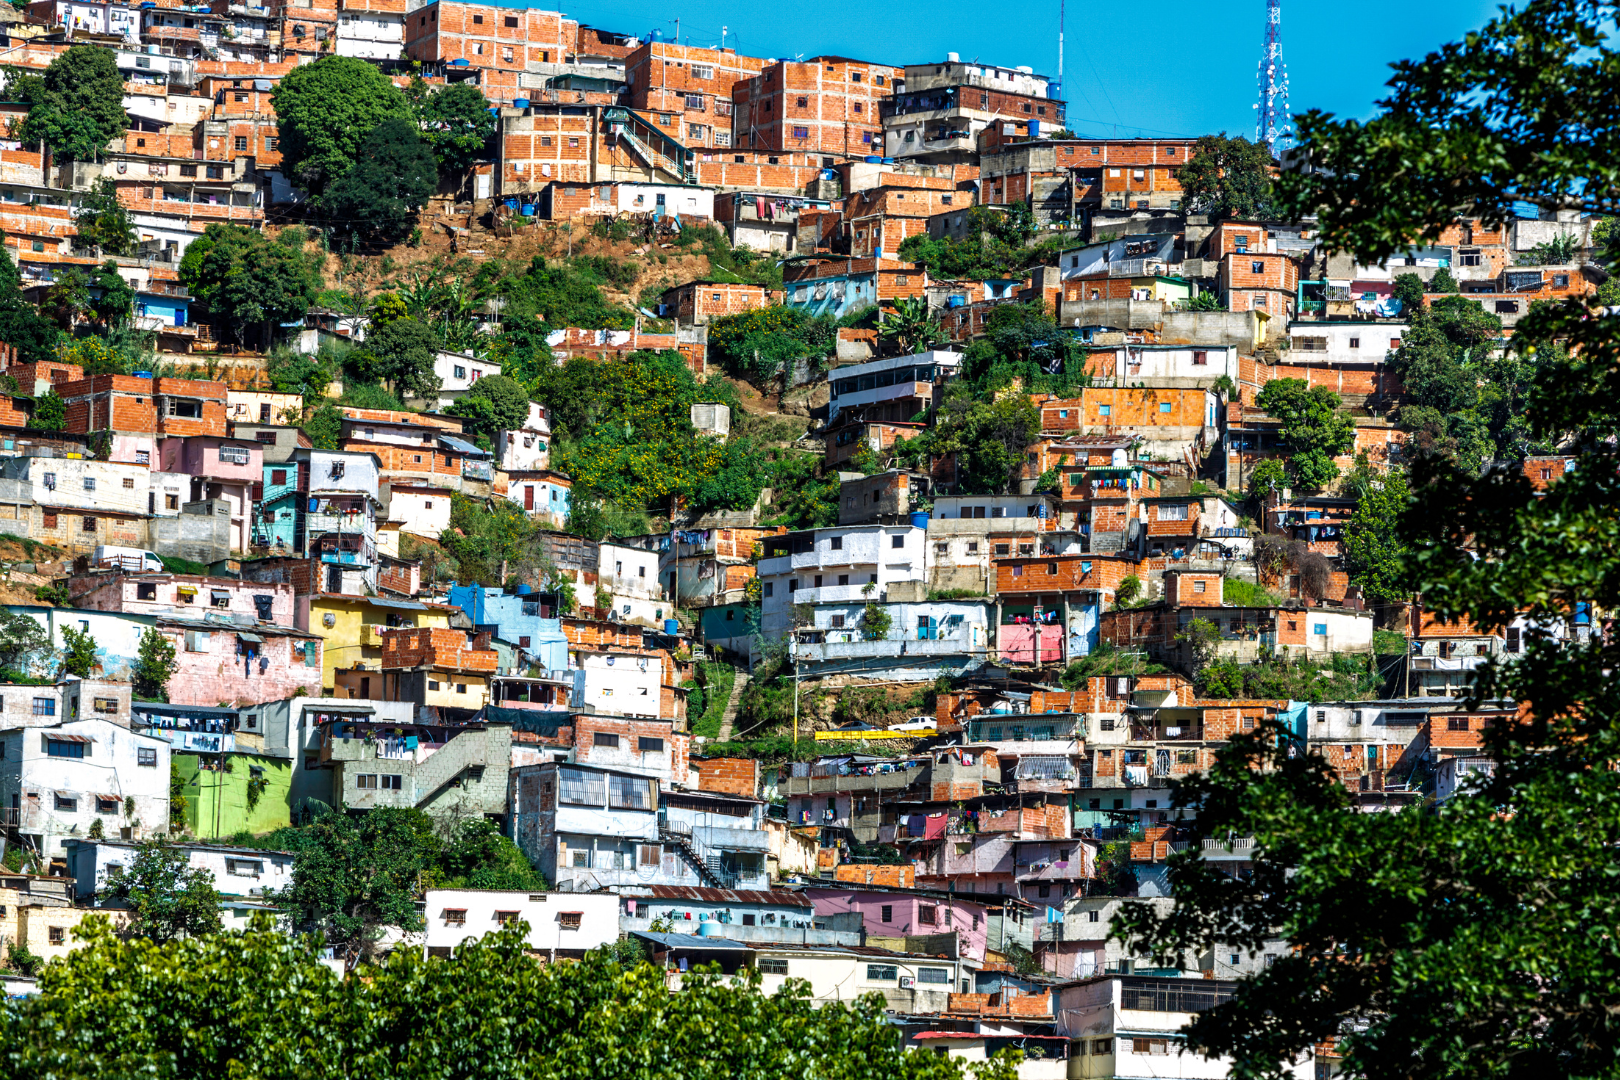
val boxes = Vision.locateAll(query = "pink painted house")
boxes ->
[802,887,990,962]
[158,618,323,708]
[67,572,296,626]
[158,436,263,552]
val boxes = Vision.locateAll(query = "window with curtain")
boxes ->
[608,773,654,811]
[558,766,606,807]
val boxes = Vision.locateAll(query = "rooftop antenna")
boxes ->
[1056,0,1064,103]
[1255,0,1293,153]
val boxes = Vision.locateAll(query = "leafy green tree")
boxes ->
[364,316,442,399]
[537,352,753,513]
[0,611,50,676]
[407,78,496,174]
[101,840,223,942]
[960,301,1089,396]
[1427,266,1459,293]
[440,493,548,584]
[1392,321,1477,414]
[1114,6,1620,1078]
[0,249,57,363]
[445,373,530,446]
[320,118,438,243]
[1390,272,1427,313]
[1253,379,1354,490]
[1244,457,1287,504]
[273,807,440,956]
[30,390,65,432]
[71,178,136,257]
[0,915,1015,1079]
[58,625,96,679]
[179,224,320,347]
[132,627,178,701]
[266,346,338,399]
[1178,133,1275,218]
[17,46,125,162]
[894,388,1040,495]
[436,818,546,890]
[303,401,344,450]
[271,55,411,192]
[707,305,835,382]
[1342,468,1413,603]
[877,296,941,355]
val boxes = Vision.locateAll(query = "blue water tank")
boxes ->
[1029,119,1040,139]
[513,97,530,109]
[881,157,895,165]
[697,919,721,937]
[450,58,469,67]
[132,370,153,379]
[649,28,663,41]
[503,198,517,209]
[515,583,532,596]
[909,512,929,529]
[864,155,881,164]
[663,618,679,635]
[521,205,535,216]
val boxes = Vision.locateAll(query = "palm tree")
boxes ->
[878,296,942,355]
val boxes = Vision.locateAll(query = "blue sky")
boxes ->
[561,0,1502,138]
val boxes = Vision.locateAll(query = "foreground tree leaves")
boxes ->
[1,917,1017,1080]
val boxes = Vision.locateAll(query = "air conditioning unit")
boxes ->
[899,976,916,988]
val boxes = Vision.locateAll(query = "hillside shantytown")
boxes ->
[0,0,1611,1076]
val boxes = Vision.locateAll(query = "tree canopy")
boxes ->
[17,46,126,163]
[1253,379,1354,491]
[407,79,497,175]
[1178,133,1275,219]
[445,374,532,447]
[358,316,442,400]
[100,839,223,942]
[178,225,321,346]
[72,178,137,257]
[0,916,1013,1080]
[0,248,57,364]
[271,56,411,192]
[1341,467,1412,603]
[320,118,438,243]
[893,388,1040,495]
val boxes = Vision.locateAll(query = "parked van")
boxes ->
[93,545,165,573]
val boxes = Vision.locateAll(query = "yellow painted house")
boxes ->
[304,595,456,696]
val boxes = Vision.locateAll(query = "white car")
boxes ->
[890,716,938,733]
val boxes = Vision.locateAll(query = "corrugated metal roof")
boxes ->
[628,931,751,950]
[438,434,490,457]
[643,885,812,908]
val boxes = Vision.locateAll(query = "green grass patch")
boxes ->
[1223,577,1281,608]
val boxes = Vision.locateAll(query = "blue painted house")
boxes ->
[254,458,301,552]
[447,583,568,669]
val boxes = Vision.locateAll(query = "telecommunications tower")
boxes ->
[1255,0,1293,153]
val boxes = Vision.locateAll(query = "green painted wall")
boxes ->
[172,752,293,838]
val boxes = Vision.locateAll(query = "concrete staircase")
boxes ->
[716,670,749,742]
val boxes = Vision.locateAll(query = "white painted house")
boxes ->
[0,718,170,857]
[757,525,928,640]
[421,888,619,959]
[66,838,294,901]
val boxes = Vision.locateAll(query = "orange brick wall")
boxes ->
[625,42,769,150]
[693,756,758,797]
[59,375,158,434]
[574,713,690,777]
[995,555,1137,596]
[381,627,498,672]
[733,58,899,154]
[834,864,915,887]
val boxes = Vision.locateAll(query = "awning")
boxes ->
[44,734,91,744]
[236,632,264,643]
[176,585,198,596]
[96,793,122,803]
[438,434,490,457]
[211,590,232,601]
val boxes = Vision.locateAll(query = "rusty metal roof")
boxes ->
[642,885,812,908]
